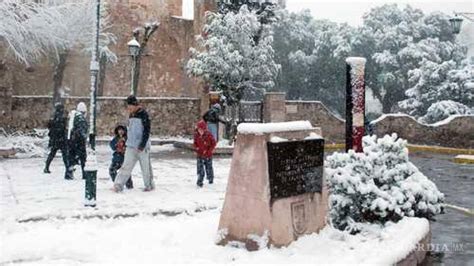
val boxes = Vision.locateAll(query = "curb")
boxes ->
[172,141,473,155]
[324,143,346,150]
[407,144,473,155]
[453,155,474,164]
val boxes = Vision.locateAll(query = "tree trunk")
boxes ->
[382,95,393,114]
[52,50,69,105]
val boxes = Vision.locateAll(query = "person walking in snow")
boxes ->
[65,102,88,180]
[109,125,133,189]
[193,119,216,187]
[44,103,68,174]
[203,103,223,141]
[113,95,154,192]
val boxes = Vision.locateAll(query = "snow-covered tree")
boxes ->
[399,58,473,121]
[419,100,473,124]
[187,5,279,140]
[218,0,278,20]
[272,9,317,99]
[363,5,467,113]
[187,5,279,101]
[0,0,61,66]
[0,0,116,103]
[326,134,444,233]
[272,9,356,114]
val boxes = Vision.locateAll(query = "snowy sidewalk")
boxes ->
[1,144,231,224]
[0,145,429,264]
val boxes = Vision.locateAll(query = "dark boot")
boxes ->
[125,177,133,189]
[44,148,57,174]
[65,167,74,180]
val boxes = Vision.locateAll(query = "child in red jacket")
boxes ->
[194,119,217,187]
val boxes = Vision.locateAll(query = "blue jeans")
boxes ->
[207,123,218,142]
[197,157,214,186]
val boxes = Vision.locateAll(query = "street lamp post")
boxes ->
[127,21,159,96]
[84,0,101,208]
[127,38,140,96]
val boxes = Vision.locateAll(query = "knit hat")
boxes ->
[197,120,207,130]
[54,102,64,112]
[77,102,87,113]
[126,95,138,106]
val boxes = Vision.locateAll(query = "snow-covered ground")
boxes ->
[1,145,429,264]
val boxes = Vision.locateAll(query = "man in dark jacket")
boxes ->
[113,95,154,192]
[203,103,223,141]
[65,102,88,180]
[44,103,68,174]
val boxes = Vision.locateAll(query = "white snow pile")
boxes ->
[325,134,444,233]
[269,136,288,143]
[419,100,473,124]
[237,121,313,135]
[216,139,234,148]
[0,129,47,158]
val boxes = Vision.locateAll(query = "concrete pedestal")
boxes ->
[217,123,328,250]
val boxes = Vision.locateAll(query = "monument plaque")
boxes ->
[217,121,328,249]
[267,139,324,201]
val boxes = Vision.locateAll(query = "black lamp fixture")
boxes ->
[449,12,474,35]
[127,38,140,57]
[449,15,464,34]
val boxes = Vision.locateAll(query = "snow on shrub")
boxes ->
[325,134,444,233]
[0,128,48,158]
[419,100,473,124]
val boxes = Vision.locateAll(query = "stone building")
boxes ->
[2,0,216,98]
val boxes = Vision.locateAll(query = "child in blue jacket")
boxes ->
[109,125,133,189]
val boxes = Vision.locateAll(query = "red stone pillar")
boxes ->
[345,57,366,153]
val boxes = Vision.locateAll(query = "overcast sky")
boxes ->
[285,0,473,26]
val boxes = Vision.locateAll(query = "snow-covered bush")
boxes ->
[419,100,473,124]
[325,134,444,233]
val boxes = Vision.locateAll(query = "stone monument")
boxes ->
[217,121,328,250]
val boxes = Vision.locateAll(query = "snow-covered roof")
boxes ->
[237,121,313,134]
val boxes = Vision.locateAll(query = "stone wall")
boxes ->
[3,96,200,136]
[285,101,346,144]
[0,87,13,126]
[3,92,473,147]
[371,114,474,149]
[282,101,473,148]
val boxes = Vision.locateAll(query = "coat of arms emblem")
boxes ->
[291,201,307,236]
